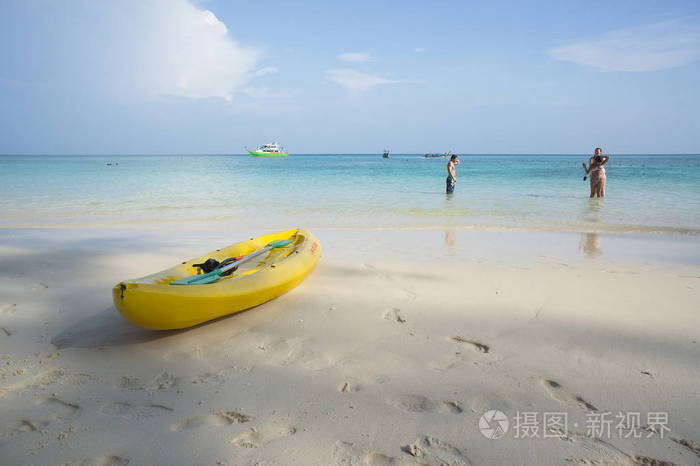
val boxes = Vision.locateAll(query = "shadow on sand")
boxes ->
[50,302,273,350]
[50,308,180,349]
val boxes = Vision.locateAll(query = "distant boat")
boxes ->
[247,142,288,157]
[382,149,390,158]
[424,151,452,158]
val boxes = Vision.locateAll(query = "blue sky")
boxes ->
[1,0,698,154]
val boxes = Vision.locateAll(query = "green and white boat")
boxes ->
[246,142,288,157]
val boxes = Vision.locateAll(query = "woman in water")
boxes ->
[583,148,609,198]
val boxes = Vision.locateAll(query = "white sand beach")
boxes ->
[1,226,699,465]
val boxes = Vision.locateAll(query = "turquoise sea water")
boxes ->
[1,154,699,233]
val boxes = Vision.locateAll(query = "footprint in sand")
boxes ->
[60,455,130,466]
[333,442,416,466]
[431,337,489,371]
[0,304,17,314]
[39,396,81,420]
[172,410,251,432]
[332,441,364,464]
[447,336,489,354]
[387,395,462,414]
[38,350,60,365]
[673,438,700,459]
[333,437,471,466]
[383,308,406,323]
[557,430,671,465]
[0,396,81,437]
[542,379,597,412]
[117,376,142,390]
[0,419,49,437]
[365,452,421,466]
[231,425,296,448]
[0,367,96,397]
[566,456,675,466]
[402,437,471,466]
[101,402,172,421]
[118,372,179,392]
[147,372,178,391]
[188,371,226,385]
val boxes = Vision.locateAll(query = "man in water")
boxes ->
[446,154,460,194]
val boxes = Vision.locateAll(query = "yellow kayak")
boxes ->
[112,229,321,330]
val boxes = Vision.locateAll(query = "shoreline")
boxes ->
[2,226,699,267]
[2,220,700,237]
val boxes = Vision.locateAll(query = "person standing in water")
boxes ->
[583,147,609,198]
[446,154,460,194]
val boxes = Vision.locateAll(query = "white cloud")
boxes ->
[337,52,375,63]
[250,67,279,78]
[414,47,427,53]
[325,69,400,93]
[131,0,260,100]
[37,0,264,101]
[548,20,700,72]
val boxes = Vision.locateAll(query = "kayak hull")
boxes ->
[112,229,320,330]
[248,150,289,157]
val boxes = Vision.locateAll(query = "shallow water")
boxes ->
[1,154,699,233]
